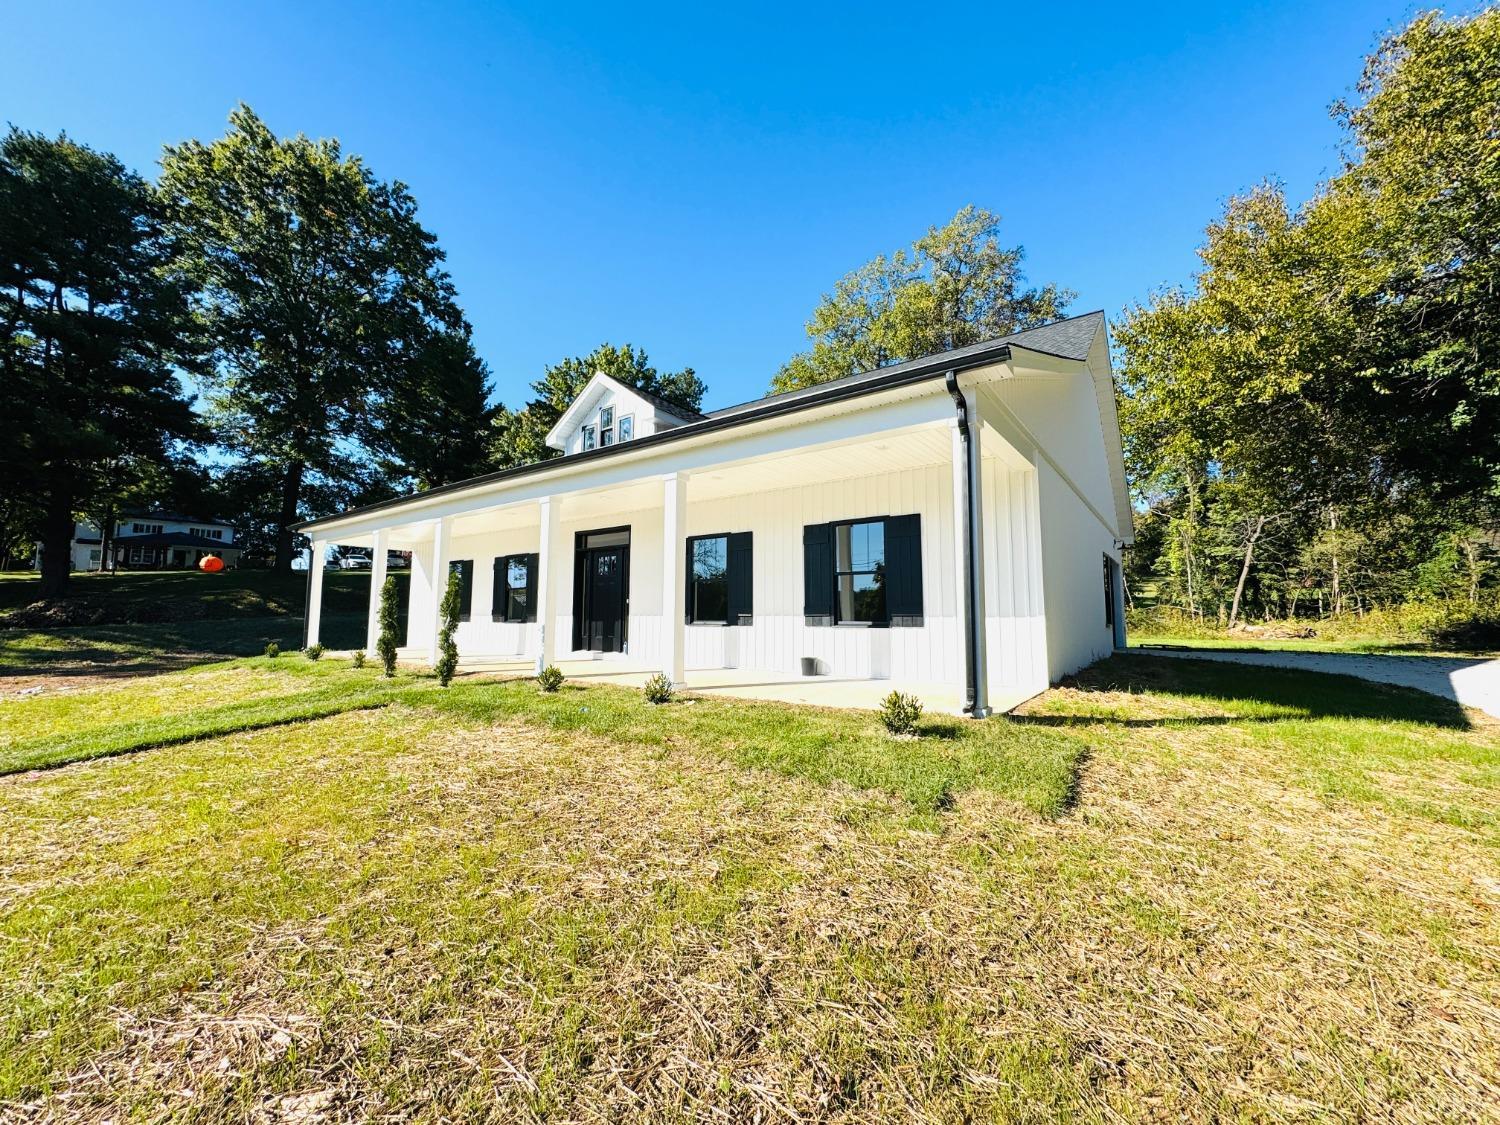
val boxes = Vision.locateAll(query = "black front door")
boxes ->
[575,527,631,652]
[585,546,627,651]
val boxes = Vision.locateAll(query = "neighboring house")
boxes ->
[295,312,1133,715]
[47,512,242,572]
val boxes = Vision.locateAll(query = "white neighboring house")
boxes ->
[47,512,241,572]
[295,312,1133,716]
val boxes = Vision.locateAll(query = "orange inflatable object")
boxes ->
[198,555,225,573]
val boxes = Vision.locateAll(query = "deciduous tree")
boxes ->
[773,206,1072,393]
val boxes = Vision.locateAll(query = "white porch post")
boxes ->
[427,517,449,666]
[660,471,686,684]
[534,497,556,675]
[365,528,388,656]
[951,390,991,717]
[306,539,326,650]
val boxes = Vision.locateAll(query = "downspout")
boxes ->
[945,371,988,718]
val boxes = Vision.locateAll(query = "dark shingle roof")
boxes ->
[707,310,1105,422]
[633,384,706,422]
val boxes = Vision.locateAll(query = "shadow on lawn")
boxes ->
[1022,652,1474,732]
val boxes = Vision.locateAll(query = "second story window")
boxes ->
[581,425,596,451]
[600,406,614,446]
[618,414,634,442]
[131,522,164,535]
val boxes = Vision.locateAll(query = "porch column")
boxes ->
[534,497,556,675]
[365,528,388,656]
[426,517,449,666]
[305,539,326,650]
[951,389,991,717]
[660,472,686,684]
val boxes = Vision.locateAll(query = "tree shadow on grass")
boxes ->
[1019,653,1475,732]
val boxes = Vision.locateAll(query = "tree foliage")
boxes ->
[0,128,199,596]
[490,342,704,469]
[1118,10,1500,628]
[773,206,1072,393]
[159,105,466,571]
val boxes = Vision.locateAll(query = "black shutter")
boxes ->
[491,557,506,621]
[452,559,474,621]
[727,532,753,625]
[524,554,539,623]
[885,514,924,627]
[803,523,833,626]
[685,538,696,623]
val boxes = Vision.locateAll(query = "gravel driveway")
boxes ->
[1131,646,1500,719]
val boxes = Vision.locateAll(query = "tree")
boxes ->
[490,343,704,469]
[376,574,400,676]
[1327,9,1500,503]
[159,105,465,571]
[0,128,199,597]
[773,206,1072,393]
[435,566,461,685]
[367,328,496,490]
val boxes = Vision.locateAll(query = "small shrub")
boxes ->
[305,643,324,661]
[351,650,367,668]
[643,672,675,704]
[879,691,924,737]
[376,575,400,677]
[264,642,280,659]
[537,665,564,692]
[435,567,461,687]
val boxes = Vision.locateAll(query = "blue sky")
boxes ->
[4,0,1418,411]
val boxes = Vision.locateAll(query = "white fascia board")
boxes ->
[310,385,957,541]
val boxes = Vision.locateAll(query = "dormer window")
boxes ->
[618,415,634,442]
[600,406,615,447]
[581,425,596,451]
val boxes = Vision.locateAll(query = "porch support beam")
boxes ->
[660,472,686,684]
[305,539,326,651]
[535,497,556,675]
[365,528,388,656]
[426,517,449,666]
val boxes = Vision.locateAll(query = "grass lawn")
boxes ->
[1,655,1497,1120]
[0,570,402,675]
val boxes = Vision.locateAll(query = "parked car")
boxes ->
[340,553,373,570]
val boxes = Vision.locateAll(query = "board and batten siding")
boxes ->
[412,456,1051,701]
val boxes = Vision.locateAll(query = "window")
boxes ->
[190,527,224,540]
[581,425,596,451]
[803,515,922,627]
[448,559,474,621]
[1103,555,1116,629]
[835,520,886,623]
[687,536,729,623]
[88,549,101,562]
[600,406,614,446]
[685,532,753,625]
[493,553,538,623]
[618,414,634,442]
[131,522,163,535]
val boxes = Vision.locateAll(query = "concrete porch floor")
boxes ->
[384,649,1035,715]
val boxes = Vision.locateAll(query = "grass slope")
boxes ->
[0,655,1496,1120]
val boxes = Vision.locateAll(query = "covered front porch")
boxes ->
[301,371,1055,717]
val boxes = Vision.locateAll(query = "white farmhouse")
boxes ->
[44,511,241,572]
[296,311,1132,715]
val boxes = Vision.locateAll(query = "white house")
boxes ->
[295,311,1133,715]
[44,511,241,572]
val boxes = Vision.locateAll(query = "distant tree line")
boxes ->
[1115,9,1499,638]
[1,105,699,596]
